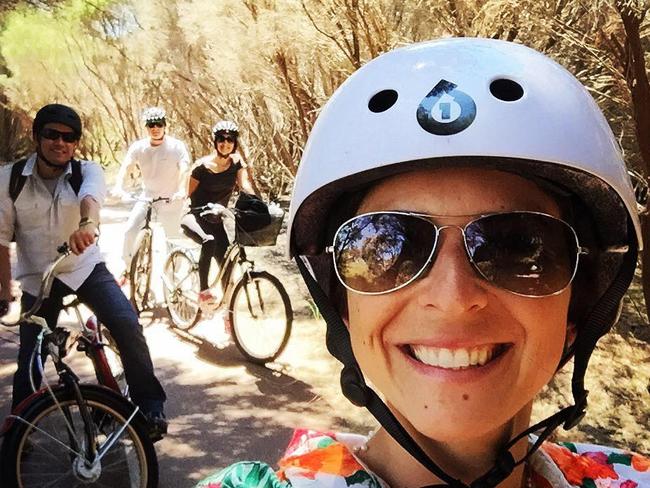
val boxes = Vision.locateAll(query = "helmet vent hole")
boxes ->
[489,79,524,102]
[368,89,398,113]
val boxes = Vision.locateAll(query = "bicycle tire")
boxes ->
[129,232,154,315]
[0,385,158,488]
[163,249,202,331]
[228,271,292,364]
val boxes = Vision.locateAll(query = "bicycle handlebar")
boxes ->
[124,195,172,205]
[192,203,237,221]
[0,243,72,327]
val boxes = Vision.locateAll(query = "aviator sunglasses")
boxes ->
[328,210,589,297]
[146,121,165,128]
[39,128,79,143]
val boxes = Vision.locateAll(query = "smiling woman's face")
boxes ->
[346,167,571,441]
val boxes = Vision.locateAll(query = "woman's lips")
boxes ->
[407,343,511,370]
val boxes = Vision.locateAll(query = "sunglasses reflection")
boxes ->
[333,211,579,297]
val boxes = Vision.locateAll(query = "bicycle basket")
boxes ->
[235,207,284,246]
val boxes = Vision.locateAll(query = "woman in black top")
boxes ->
[185,121,259,302]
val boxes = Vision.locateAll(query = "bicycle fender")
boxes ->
[0,385,66,436]
[1,384,147,436]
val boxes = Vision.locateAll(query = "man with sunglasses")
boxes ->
[112,106,190,277]
[0,104,168,439]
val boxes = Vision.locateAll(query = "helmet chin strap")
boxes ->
[36,147,69,171]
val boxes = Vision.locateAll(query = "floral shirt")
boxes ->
[196,429,650,488]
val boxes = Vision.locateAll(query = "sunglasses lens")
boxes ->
[465,213,578,296]
[147,122,163,128]
[334,213,436,293]
[40,128,77,143]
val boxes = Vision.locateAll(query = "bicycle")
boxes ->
[127,196,170,315]
[163,204,293,364]
[0,244,158,488]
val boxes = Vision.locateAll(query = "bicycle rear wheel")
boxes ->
[228,271,292,364]
[129,232,154,316]
[163,249,201,331]
[0,385,158,488]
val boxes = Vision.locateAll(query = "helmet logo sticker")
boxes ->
[416,80,476,135]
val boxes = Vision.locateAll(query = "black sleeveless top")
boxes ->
[190,161,242,208]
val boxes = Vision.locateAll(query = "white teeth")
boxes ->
[410,344,499,369]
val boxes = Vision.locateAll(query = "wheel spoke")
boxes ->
[230,272,292,363]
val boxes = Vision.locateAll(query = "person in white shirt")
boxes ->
[112,107,190,274]
[0,104,167,439]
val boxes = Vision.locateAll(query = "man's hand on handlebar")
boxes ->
[69,222,99,255]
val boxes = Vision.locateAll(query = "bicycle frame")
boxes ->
[1,245,135,445]
[189,204,254,301]
[165,229,253,308]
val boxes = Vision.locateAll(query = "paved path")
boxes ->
[0,200,373,487]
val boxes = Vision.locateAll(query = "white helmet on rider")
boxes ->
[211,120,239,139]
[141,107,166,125]
[287,37,641,487]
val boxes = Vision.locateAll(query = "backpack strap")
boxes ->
[9,158,28,203]
[10,158,82,202]
[69,159,82,195]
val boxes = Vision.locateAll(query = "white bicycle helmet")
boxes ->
[141,107,166,124]
[288,38,641,487]
[211,120,239,138]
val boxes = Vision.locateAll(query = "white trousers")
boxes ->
[122,199,185,267]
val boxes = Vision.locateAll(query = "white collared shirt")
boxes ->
[0,154,106,296]
[120,135,190,198]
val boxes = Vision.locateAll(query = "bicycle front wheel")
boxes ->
[228,271,292,364]
[130,232,154,315]
[0,386,158,488]
[163,249,201,331]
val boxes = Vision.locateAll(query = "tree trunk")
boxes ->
[615,2,650,319]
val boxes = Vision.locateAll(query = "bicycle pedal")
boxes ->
[145,412,168,443]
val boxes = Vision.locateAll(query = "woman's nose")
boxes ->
[415,228,489,313]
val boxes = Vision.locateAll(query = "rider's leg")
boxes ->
[197,220,229,291]
[122,201,148,272]
[180,213,214,243]
[156,199,185,253]
[76,263,166,415]
[11,282,68,409]
[211,221,230,271]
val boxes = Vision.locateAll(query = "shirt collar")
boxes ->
[23,153,73,178]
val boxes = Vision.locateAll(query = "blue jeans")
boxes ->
[12,263,166,414]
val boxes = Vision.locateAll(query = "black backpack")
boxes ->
[9,157,82,202]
